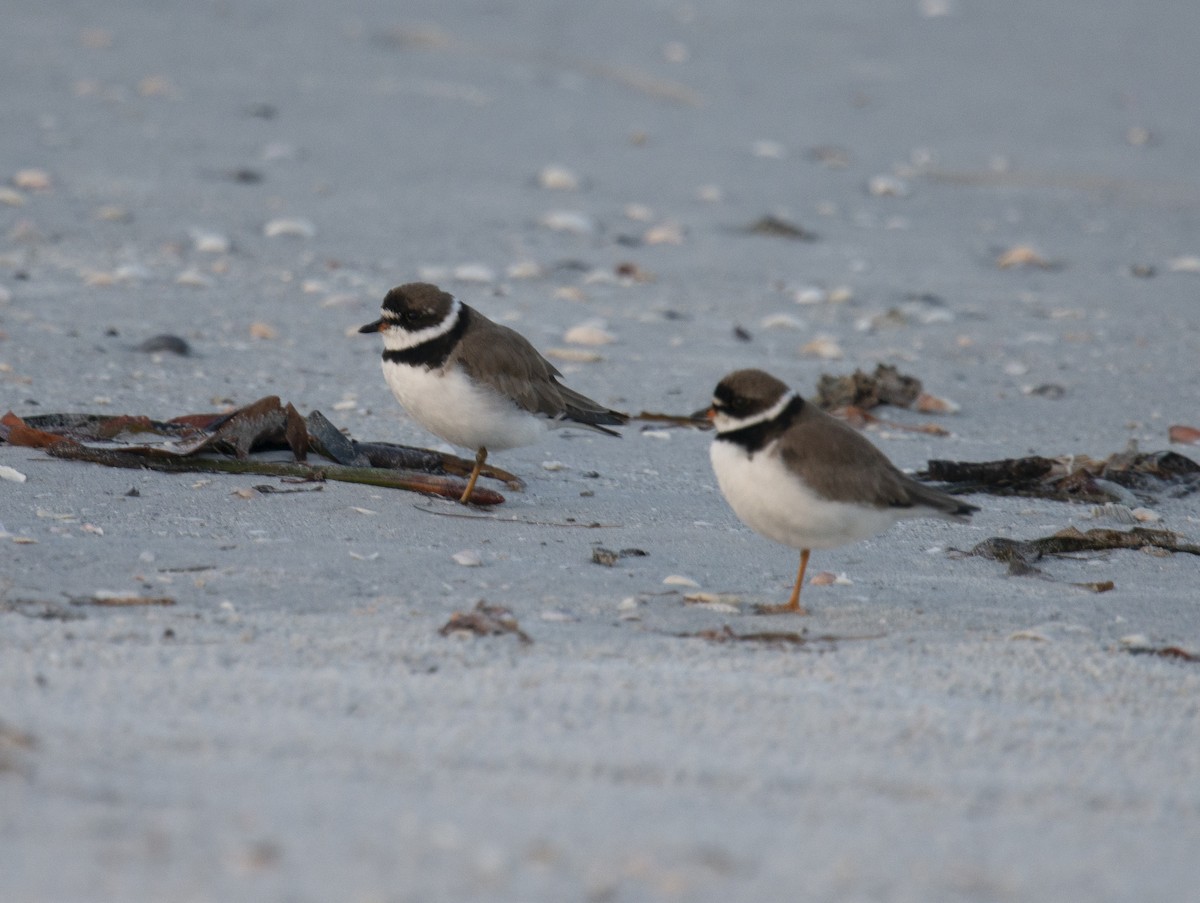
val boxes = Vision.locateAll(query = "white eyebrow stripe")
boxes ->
[379,297,462,351]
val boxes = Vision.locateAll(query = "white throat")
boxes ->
[380,297,462,353]
[713,390,797,435]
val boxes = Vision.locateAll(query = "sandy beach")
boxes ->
[3,2,1200,900]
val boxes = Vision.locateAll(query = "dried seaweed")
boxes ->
[1,397,518,505]
[1126,645,1200,663]
[922,446,1200,503]
[591,547,648,566]
[673,624,885,648]
[438,601,532,643]
[963,526,1200,581]
[815,364,923,410]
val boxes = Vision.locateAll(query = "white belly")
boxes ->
[710,440,904,550]
[381,361,546,452]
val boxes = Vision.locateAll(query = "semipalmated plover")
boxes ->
[702,368,977,613]
[359,282,627,503]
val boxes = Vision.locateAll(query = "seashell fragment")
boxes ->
[564,320,615,346]
[914,392,960,414]
[263,217,316,238]
[800,336,843,360]
[537,165,580,191]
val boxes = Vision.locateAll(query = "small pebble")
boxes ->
[452,550,482,567]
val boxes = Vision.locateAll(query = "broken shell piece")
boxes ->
[13,169,52,191]
[1167,255,1200,274]
[760,313,805,330]
[643,221,685,245]
[914,392,960,414]
[563,320,615,346]
[695,184,723,202]
[663,574,701,588]
[867,175,910,197]
[539,210,595,234]
[996,245,1052,269]
[452,550,483,567]
[0,187,25,206]
[189,228,231,254]
[800,336,844,360]
[537,165,580,191]
[175,268,212,288]
[248,322,278,340]
[752,140,785,159]
[507,260,542,280]
[451,263,496,283]
[792,286,827,305]
[623,203,654,222]
[263,217,316,238]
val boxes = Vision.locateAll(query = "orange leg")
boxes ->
[459,447,487,504]
[755,548,810,615]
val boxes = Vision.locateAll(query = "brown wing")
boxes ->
[779,403,973,515]
[451,314,627,429]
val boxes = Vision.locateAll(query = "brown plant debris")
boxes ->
[674,624,884,648]
[1169,424,1200,446]
[71,593,176,607]
[1125,644,1200,663]
[815,364,923,411]
[591,547,648,567]
[633,411,712,430]
[832,406,950,437]
[438,601,532,644]
[920,446,1200,503]
[1,397,521,504]
[964,526,1200,579]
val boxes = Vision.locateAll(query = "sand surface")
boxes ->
[3,2,1200,900]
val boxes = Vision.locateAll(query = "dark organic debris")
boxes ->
[438,601,532,644]
[743,214,818,241]
[0,719,37,775]
[815,363,922,411]
[0,397,516,504]
[1125,644,1200,663]
[135,334,191,356]
[921,446,1200,503]
[591,546,648,567]
[963,526,1200,580]
[674,624,884,648]
[0,598,85,621]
